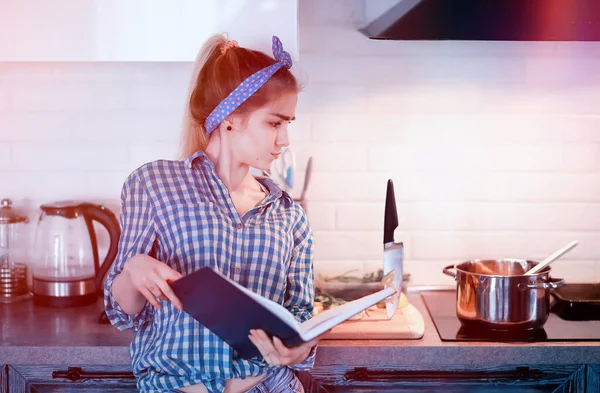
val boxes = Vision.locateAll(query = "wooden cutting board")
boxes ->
[321,303,425,340]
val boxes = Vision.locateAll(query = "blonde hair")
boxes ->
[179,34,300,159]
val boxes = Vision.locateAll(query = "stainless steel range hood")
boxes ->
[361,0,600,41]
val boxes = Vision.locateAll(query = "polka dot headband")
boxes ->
[204,36,293,137]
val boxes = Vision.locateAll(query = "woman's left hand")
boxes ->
[248,329,316,366]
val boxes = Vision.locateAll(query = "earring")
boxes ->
[227,126,232,131]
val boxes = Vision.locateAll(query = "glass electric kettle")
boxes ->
[31,201,121,307]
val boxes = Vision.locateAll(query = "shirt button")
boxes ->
[235,267,241,273]
[235,223,243,229]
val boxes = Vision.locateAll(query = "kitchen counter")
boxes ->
[2,292,599,367]
[0,299,133,365]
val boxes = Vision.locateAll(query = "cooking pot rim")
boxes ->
[454,258,551,277]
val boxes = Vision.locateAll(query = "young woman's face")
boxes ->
[232,92,298,171]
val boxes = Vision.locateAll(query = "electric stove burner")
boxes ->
[422,291,600,342]
[456,325,548,341]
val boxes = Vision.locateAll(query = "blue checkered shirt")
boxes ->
[104,150,315,393]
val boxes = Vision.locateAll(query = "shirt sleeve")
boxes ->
[284,207,317,370]
[103,172,157,332]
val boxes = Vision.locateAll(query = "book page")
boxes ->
[216,271,300,332]
[298,287,396,341]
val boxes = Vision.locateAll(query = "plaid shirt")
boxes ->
[104,150,315,393]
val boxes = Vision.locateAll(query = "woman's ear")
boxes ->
[228,115,247,133]
[220,119,234,132]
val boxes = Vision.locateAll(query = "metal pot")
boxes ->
[443,259,565,330]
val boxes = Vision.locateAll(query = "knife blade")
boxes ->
[383,179,403,319]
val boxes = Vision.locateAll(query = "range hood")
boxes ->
[362,0,600,41]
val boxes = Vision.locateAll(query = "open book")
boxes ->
[169,266,397,359]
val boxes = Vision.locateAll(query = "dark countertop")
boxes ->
[2,292,600,367]
[1,299,133,365]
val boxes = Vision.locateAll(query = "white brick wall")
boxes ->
[1,0,599,286]
[301,0,600,285]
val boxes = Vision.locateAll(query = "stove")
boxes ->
[421,291,600,342]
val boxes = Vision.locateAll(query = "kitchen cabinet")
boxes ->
[0,0,298,61]
[4,364,599,393]
[313,365,588,393]
[7,365,137,393]
[587,365,600,392]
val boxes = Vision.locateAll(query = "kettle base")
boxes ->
[32,276,98,307]
[33,293,98,308]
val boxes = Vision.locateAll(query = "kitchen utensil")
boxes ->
[551,283,600,321]
[383,179,403,319]
[293,156,313,213]
[0,198,31,303]
[271,146,295,193]
[443,259,565,330]
[524,240,579,276]
[31,201,121,307]
[298,156,312,202]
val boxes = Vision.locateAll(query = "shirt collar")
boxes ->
[185,150,294,204]
[263,177,297,205]
[185,150,208,168]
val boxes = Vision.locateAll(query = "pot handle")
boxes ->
[443,264,457,280]
[518,277,565,291]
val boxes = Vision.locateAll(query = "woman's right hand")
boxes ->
[123,254,184,310]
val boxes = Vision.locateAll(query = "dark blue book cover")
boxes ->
[169,266,306,359]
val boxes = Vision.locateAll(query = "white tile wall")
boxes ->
[1,0,599,286]
[301,1,600,285]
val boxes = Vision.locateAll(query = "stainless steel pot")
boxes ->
[443,259,565,330]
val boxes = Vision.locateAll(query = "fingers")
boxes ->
[248,330,314,366]
[152,275,183,311]
[166,268,184,281]
[249,329,281,366]
[272,336,291,358]
[139,266,184,310]
[160,267,184,310]
[139,286,161,308]
[287,338,315,361]
[146,283,164,299]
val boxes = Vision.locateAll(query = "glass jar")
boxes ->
[0,198,31,302]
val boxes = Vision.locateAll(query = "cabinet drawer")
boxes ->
[8,365,137,393]
[313,365,586,393]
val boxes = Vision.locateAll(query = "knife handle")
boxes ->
[384,179,398,244]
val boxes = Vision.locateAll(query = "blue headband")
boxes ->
[204,36,293,137]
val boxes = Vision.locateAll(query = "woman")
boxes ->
[104,35,320,393]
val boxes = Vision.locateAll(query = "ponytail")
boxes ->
[179,34,226,159]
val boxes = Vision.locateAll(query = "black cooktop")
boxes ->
[421,291,600,342]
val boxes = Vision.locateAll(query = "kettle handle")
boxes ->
[80,204,121,296]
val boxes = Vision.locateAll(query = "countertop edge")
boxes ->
[1,346,131,365]
[2,291,599,367]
